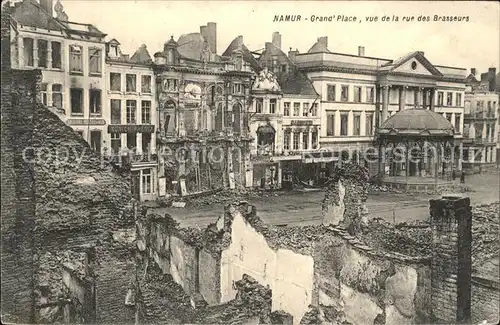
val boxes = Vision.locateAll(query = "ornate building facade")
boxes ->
[153,25,255,197]
[463,68,499,171]
[291,38,468,178]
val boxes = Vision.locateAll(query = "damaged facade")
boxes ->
[1,3,137,323]
[153,26,255,197]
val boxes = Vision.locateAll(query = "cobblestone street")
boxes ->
[149,170,499,228]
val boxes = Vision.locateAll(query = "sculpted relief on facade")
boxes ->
[252,68,281,92]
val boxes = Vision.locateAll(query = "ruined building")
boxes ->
[153,24,255,196]
[134,163,499,325]
[1,2,137,323]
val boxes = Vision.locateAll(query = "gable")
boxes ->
[393,57,434,76]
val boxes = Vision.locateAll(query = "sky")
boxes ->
[59,0,499,74]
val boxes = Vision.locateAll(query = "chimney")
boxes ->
[358,46,365,57]
[206,22,217,54]
[488,67,497,91]
[272,32,281,50]
[317,36,328,48]
[200,25,207,39]
[236,35,243,47]
[470,68,476,76]
[430,196,472,324]
[40,0,53,17]
[288,48,299,62]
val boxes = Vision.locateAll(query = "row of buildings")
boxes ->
[9,0,500,200]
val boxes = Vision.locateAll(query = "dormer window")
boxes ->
[109,45,118,57]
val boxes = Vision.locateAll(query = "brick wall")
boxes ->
[430,196,472,323]
[471,276,500,324]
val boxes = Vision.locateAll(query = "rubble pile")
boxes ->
[299,306,322,324]
[472,202,499,272]
[138,263,197,323]
[358,218,432,257]
[195,274,273,324]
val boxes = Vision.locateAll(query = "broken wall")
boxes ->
[313,232,432,325]
[220,207,315,325]
[471,276,500,324]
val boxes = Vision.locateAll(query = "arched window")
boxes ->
[232,103,242,134]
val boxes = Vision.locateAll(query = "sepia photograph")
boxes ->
[1,0,499,324]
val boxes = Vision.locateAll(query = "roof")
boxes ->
[281,70,318,96]
[11,0,66,31]
[177,33,219,61]
[130,44,152,64]
[222,36,260,70]
[307,41,330,54]
[377,109,455,137]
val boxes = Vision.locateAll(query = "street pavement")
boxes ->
[150,171,499,228]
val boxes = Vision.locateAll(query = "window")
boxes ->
[233,83,243,94]
[142,101,151,124]
[126,100,137,124]
[366,87,374,103]
[51,41,62,69]
[110,73,121,91]
[341,85,349,102]
[283,102,290,116]
[454,114,461,133]
[281,64,287,72]
[70,88,83,115]
[283,130,290,150]
[126,74,137,92]
[366,113,374,136]
[166,79,179,91]
[311,103,318,117]
[90,130,101,153]
[89,48,102,74]
[293,132,300,150]
[445,113,451,122]
[327,84,336,101]
[303,103,309,117]
[141,75,151,93]
[52,84,63,109]
[353,114,361,136]
[23,38,34,67]
[340,112,348,135]
[311,131,318,149]
[142,169,153,194]
[76,130,84,137]
[446,92,453,106]
[437,91,444,106]
[456,93,462,107]
[142,133,152,153]
[354,87,362,103]
[303,132,309,150]
[269,99,276,114]
[40,83,48,105]
[256,98,263,113]
[37,40,48,68]
[110,100,121,124]
[326,113,335,136]
[89,89,101,115]
[293,103,300,116]
[167,49,174,64]
[69,45,83,73]
[272,56,279,73]
[110,133,121,154]
[127,133,136,149]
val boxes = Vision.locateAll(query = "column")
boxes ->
[299,131,304,150]
[415,87,421,109]
[33,39,39,68]
[451,113,456,130]
[458,143,463,171]
[136,133,143,154]
[348,110,354,136]
[46,41,52,69]
[430,88,436,112]
[308,129,313,150]
[18,35,24,68]
[381,85,389,123]
[360,110,367,135]
[399,86,406,111]
[422,88,427,109]
[335,110,341,136]
[430,196,472,324]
